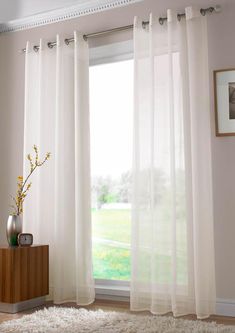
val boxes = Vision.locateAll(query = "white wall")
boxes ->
[0,0,235,304]
[207,2,235,301]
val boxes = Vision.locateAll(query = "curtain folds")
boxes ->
[131,8,215,319]
[23,31,95,305]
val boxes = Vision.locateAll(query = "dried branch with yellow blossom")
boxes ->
[10,145,51,215]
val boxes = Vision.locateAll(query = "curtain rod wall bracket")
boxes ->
[214,5,222,13]
[200,7,214,16]
[200,5,221,16]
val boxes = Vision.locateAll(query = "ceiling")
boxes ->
[0,0,142,33]
[0,0,100,22]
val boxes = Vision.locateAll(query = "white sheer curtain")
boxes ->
[23,32,95,305]
[131,8,215,319]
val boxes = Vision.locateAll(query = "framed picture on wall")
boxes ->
[214,68,235,136]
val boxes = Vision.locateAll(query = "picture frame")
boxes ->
[214,68,235,136]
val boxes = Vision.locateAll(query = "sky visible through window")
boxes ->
[90,59,133,280]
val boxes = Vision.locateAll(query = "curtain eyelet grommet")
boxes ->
[142,21,148,29]
[177,13,185,21]
[201,6,215,16]
[33,45,39,52]
[159,17,165,25]
[200,8,206,16]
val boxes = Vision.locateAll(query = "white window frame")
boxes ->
[89,39,133,66]
[89,40,133,300]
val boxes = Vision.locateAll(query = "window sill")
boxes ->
[95,280,130,302]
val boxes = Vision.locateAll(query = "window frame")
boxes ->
[89,39,133,66]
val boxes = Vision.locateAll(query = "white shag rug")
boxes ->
[0,307,235,333]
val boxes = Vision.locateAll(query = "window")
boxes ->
[90,58,133,282]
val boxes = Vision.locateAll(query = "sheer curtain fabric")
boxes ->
[131,8,215,318]
[23,32,95,305]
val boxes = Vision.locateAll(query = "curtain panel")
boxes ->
[23,32,95,305]
[131,8,215,319]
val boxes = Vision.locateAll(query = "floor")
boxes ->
[0,299,235,326]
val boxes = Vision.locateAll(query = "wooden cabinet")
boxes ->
[0,245,49,304]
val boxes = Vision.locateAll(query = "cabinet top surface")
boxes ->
[0,245,49,249]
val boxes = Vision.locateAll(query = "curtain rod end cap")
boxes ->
[214,5,222,13]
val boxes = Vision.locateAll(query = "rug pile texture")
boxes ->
[0,307,234,333]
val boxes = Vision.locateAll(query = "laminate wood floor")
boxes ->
[0,300,234,326]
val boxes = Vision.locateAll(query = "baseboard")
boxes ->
[216,298,235,317]
[95,291,235,317]
[95,294,130,302]
[0,296,46,314]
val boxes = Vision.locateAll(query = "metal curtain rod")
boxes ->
[21,5,221,53]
